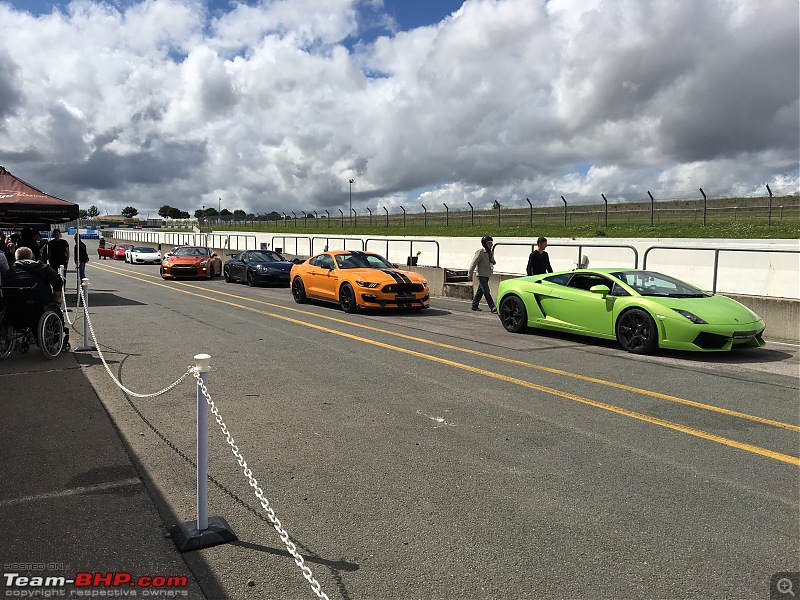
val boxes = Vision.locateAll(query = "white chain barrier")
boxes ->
[76,286,331,599]
[190,367,331,600]
[59,267,76,326]
[78,285,192,398]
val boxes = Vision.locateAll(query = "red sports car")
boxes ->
[98,243,133,260]
[160,246,222,279]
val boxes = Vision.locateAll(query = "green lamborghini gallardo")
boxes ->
[497,269,765,354]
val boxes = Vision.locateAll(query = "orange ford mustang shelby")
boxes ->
[160,246,222,279]
[290,250,429,312]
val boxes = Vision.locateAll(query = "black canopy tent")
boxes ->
[0,166,79,227]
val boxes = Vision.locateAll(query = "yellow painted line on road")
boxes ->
[95,263,800,434]
[92,264,800,466]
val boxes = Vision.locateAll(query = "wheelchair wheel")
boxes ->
[0,321,15,359]
[37,310,64,360]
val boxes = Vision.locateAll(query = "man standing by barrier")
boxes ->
[526,237,553,276]
[74,233,89,281]
[47,228,70,277]
[468,235,497,313]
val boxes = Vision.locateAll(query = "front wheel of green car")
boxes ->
[616,308,658,354]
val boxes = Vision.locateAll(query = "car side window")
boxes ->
[542,273,572,286]
[240,252,248,262]
[609,282,630,297]
[310,255,334,269]
[567,274,613,291]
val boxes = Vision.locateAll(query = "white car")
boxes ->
[125,246,162,265]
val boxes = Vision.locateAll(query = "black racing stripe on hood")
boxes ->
[379,269,404,284]
[396,271,412,284]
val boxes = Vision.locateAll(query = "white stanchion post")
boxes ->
[75,279,97,352]
[170,353,237,552]
[195,353,211,531]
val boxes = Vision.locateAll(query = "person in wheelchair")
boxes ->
[0,246,68,359]
[6,246,64,308]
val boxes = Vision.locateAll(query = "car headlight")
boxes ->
[421,280,428,288]
[743,306,762,321]
[356,279,379,288]
[162,260,171,266]
[255,264,268,271]
[199,259,209,265]
[673,309,707,324]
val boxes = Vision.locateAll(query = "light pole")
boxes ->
[349,179,354,226]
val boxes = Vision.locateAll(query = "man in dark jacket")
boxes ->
[46,228,70,276]
[7,246,63,308]
[526,237,553,276]
[16,227,41,261]
[74,233,89,280]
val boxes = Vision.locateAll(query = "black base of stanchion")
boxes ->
[170,516,237,553]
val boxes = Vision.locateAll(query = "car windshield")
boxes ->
[335,252,393,269]
[174,247,209,257]
[248,251,284,262]
[610,270,709,297]
[133,247,154,252]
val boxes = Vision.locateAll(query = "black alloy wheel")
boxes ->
[38,310,64,360]
[616,308,658,354]
[499,295,528,333]
[247,270,256,287]
[223,267,232,283]
[0,320,15,359]
[339,283,357,313]
[291,277,307,303]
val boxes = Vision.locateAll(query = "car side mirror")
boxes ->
[230,253,238,260]
[589,285,610,297]
[392,263,400,268]
[211,252,218,258]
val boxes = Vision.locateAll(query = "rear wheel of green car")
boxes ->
[499,295,528,333]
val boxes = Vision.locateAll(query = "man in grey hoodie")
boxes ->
[468,235,497,313]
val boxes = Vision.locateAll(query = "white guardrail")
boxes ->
[110,230,800,300]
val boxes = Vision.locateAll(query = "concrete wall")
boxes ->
[109,230,799,342]
[113,229,800,298]
[723,293,799,343]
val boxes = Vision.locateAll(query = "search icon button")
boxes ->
[772,573,800,600]
[778,578,796,597]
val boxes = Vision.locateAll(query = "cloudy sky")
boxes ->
[0,0,797,217]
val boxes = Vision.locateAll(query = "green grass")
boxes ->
[177,195,800,239]
[207,218,799,240]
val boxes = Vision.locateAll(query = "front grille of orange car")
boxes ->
[171,265,198,276]
[382,283,424,294]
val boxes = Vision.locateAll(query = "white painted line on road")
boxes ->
[0,478,142,508]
